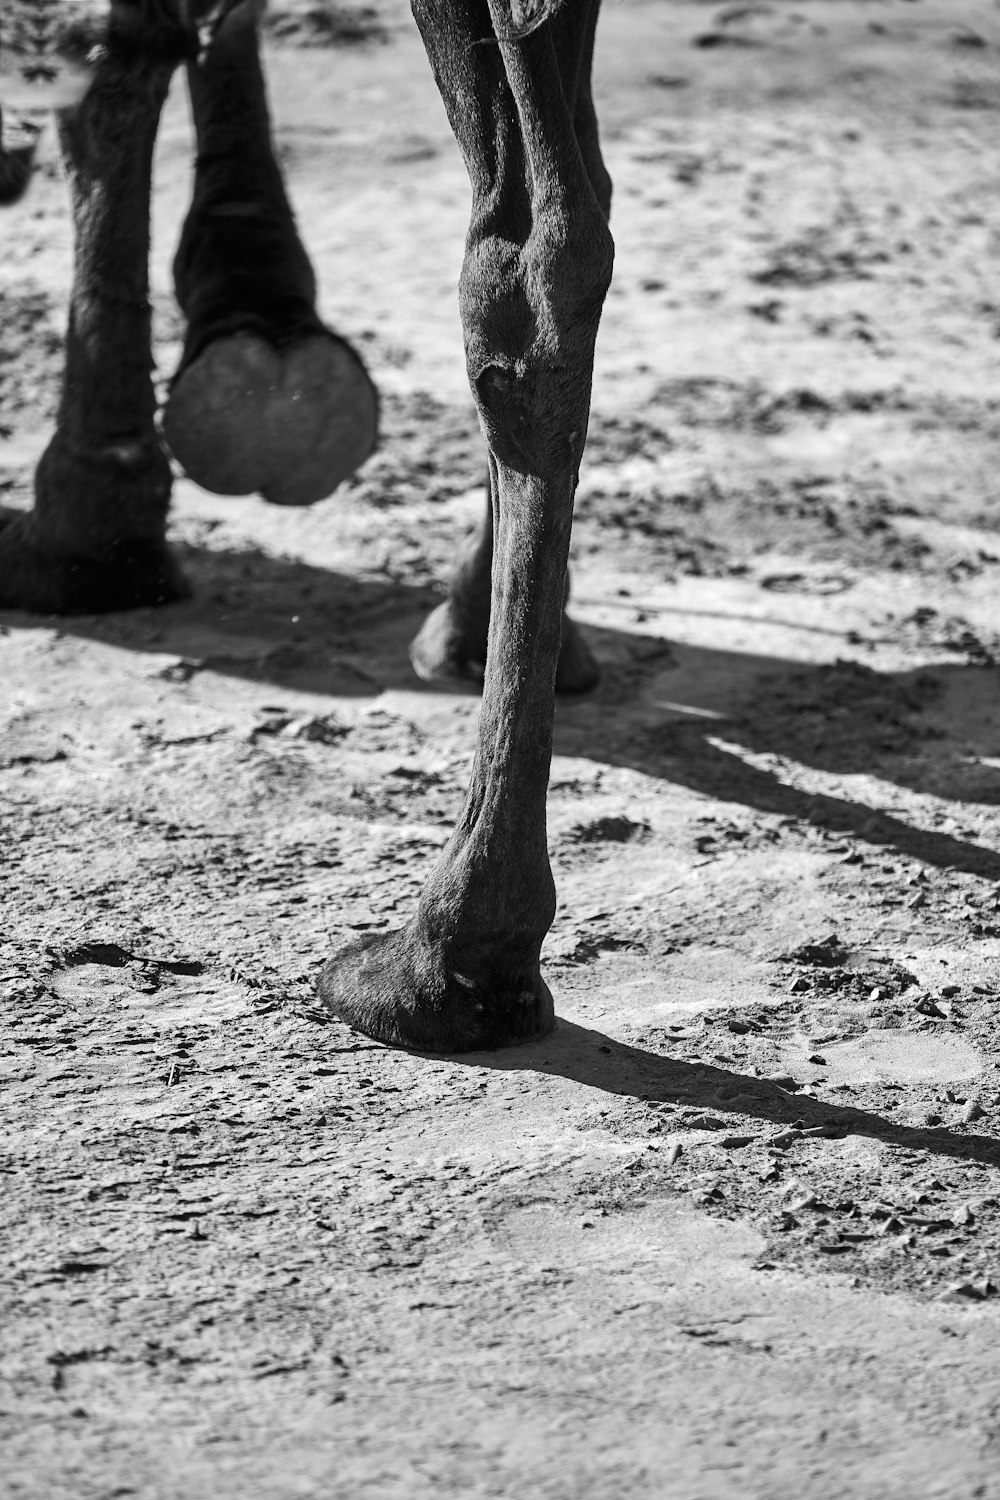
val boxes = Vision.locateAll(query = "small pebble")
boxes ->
[940,1280,996,1302]
[693,1186,725,1206]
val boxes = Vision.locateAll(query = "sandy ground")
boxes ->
[3,0,1000,1494]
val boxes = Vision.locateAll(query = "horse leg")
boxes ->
[408,0,609,697]
[408,465,599,694]
[0,7,183,613]
[319,0,613,1050]
[162,0,377,506]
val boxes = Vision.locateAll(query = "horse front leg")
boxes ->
[319,0,612,1051]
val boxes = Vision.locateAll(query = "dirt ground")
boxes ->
[3,0,1000,1494]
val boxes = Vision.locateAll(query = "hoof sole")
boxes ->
[555,612,600,694]
[163,330,378,505]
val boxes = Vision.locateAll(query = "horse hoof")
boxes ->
[162,329,378,505]
[317,925,555,1053]
[410,600,599,694]
[0,512,187,615]
[409,600,487,688]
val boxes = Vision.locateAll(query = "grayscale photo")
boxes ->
[2,0,999,1494]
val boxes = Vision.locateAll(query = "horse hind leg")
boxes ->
[408,467,600,694]
[162,0,378,506]
[0,14,185,614]
[406,0,608,698]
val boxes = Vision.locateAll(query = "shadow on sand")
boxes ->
[453,1016,1000,1171]
[2,534,998,883]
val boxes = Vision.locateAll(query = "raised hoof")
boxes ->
[317,926,555,1052]
[0,512,188,614]
[410,600,599,694]
[162,329,378,506]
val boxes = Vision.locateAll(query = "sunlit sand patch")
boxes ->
[826,1134,893,1169]
[48,962,246,1029]
[557,947,782,1027]
[486,1200,764,1274]
[794,1029,983,1087]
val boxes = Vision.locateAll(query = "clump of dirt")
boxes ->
[566,816,652,845]
[752,229,892,288]
[894,607,1000,666]
[650,377,917,435]
[264,1,390,46]
[574,478,734,576]
[584,411,676,463]
[339,387,482,512]
[781,960,922,1005]
[781,933,850,968]
[575,467,943,578]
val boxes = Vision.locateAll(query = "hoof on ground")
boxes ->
[162,329,378,505]
[0,513,188,614]
[409,600,487,688]
[317,926,555,1052]
[555,612,600,694]
[409,600,599,695]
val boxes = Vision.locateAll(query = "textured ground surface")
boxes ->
[2,1,1000,1496]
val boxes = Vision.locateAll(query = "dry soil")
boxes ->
[2,2,1000,1496]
